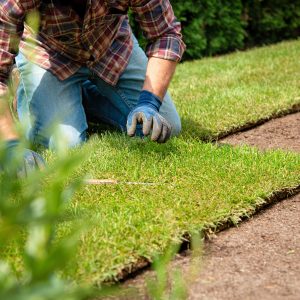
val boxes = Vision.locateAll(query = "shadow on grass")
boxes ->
[180,117,215,141]
[86,122,189,158]
[87,116,215,143]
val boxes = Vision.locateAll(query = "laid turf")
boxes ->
[4,40,300,285]
[58,135,300,284]
[172,39,300,139]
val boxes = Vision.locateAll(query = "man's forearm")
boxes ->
[0,98,19,140]
[142,57,177,100]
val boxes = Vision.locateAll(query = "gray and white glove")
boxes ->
[1,139,45,177]
[126,90,172,143]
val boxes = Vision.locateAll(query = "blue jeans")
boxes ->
[15,37,181,149]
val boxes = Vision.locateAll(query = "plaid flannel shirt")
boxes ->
[0,0,185,95]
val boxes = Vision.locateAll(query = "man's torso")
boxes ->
[20,0,132,85]
[0,0,184,93]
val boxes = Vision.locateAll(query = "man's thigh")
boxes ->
[86,36,181,136]
[15,52,89,149]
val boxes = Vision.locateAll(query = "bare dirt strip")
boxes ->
[220,111,300,152]
[110,112,300,300]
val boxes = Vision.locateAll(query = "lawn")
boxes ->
[172,39,300,139]
[59,136,300,284]
[4,40,300,285]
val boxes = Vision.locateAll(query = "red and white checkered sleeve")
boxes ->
[0,0,27,96]
[130,0,186,62]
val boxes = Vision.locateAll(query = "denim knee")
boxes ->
[159,92,182,138]
[170,113,182,137]
[48,125,87,150]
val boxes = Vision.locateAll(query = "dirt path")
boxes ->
[113,112,300,300]
[220,112,300,152]
[187,193,300,300]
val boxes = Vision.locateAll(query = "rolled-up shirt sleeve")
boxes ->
[0,1,26,96]
[130,0,186,62]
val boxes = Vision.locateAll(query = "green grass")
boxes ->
[5,40,300,285]
[66,39,300,284]
[172,39,300,139]
[58,135,300,284]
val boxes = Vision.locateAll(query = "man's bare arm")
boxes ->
[142,57,177,100]
[0,98,19,140]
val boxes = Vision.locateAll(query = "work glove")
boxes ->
[0,139,45,177]
[126,90,172,143]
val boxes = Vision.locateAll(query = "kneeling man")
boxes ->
[0,0,185,172]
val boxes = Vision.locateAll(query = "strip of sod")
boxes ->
[171,39,300,139]
[52,134,299,284]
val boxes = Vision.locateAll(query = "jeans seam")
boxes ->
[106,86,131,131]
[17,65,42,144]
[17,65,29,104]
[115,85,136,110]
[91,78,135,110]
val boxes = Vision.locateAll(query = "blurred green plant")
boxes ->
[0,8,92,299]
[146,244,188,300]
[146,234,203,300]
[0,137,94,300]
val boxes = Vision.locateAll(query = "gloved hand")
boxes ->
[126,90,172,143]
[1,139,45,177]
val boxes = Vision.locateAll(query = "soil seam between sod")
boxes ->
[209,103,300,142]
[108,186,300,283]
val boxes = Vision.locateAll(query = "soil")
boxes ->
[186,193,300,300]
[219,112,300,152]
[112,112,300,300]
